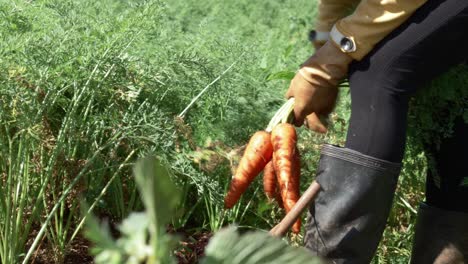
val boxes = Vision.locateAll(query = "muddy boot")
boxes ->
[303,144,401,264]
[410,203,468,264]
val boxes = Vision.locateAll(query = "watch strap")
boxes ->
[309,30,330,43]
[330,25,357,53]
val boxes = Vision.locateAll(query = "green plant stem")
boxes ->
[70,150,136,242]
[265,98,295,132]
[22,135,121,264]
[178,52,246,119]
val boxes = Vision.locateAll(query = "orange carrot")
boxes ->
[271,123,301,233]
[224,131,273,209]
[274,188,284,209]
[263,161,276,200]
[263,161,284,208]
[290,146,301,233]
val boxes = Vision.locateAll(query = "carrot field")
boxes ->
[1,0,467,263]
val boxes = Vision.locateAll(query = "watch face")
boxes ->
[340,37,355,52]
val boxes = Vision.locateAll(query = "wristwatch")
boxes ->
[330,25,357,53]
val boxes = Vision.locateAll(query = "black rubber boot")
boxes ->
[410,203,468,264]
[304,144,401,264]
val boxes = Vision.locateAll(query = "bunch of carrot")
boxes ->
[224,99,302,233]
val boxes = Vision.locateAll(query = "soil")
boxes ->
[171,228,213,264]
[62,237,94,264]
[27,227,212,264]
[28,235,92,264]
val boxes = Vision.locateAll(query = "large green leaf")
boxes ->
[117,212,151,263]
[134,156,180,228]
[84,209,123,264]
[86,157,179,264]
[134,157,179,264]
[202,227,323,264]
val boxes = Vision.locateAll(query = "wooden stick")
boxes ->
[269,181,321,237]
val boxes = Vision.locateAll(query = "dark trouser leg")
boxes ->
[410,204,468,264]
[425,118,468,213]
[304,0,468,263]
[345,0,468,163]
[410,119,468,264]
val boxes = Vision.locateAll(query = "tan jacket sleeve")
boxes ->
[335,0,428,60]
[315,0,360,32]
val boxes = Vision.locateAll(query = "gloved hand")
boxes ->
[285,41,353,132]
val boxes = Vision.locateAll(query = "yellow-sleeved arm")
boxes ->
[315,0,360,32]
[335,0,428,60]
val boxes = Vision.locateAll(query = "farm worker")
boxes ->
[286,0,468,263]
